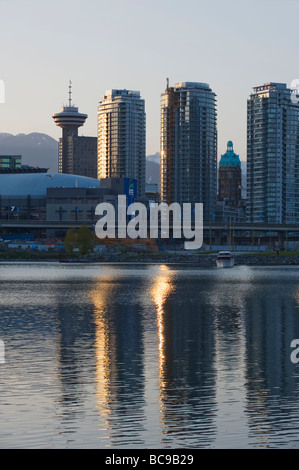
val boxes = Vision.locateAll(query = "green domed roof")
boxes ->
[219,141,241,168]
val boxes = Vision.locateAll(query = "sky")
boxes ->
[0,0,298,160]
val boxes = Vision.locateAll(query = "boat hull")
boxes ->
[216,258,234,268]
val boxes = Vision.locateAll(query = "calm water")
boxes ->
[0,262,299,448]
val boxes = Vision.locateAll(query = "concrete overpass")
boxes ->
[1,220,299,247]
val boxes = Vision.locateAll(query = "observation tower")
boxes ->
[52,82,88,173]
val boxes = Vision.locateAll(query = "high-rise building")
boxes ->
[160,81,217,220]
[97,89,146,200]
[218,141,242,206]
[247,82,299,224]
[52,83,97,178]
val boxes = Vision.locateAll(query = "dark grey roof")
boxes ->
[0,173,101,197]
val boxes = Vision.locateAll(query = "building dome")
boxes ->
[219,141,241,168]
[0,172,101,197]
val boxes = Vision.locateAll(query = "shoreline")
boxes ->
[1,252,299,266]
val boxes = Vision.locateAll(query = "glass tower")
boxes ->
[97,89,146,200]
[247,82,299,224]
[160,81,217,221]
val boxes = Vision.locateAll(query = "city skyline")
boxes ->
[1,0,299,453]
[0,0,298,160]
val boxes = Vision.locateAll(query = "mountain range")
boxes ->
[0,132,59,172]
[0,132,162,181]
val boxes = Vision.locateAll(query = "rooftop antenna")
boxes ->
[166,77,169,90]
[68,80,72,107]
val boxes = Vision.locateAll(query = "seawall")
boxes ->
[97,252,299,266]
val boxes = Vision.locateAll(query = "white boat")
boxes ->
[216,251,234,268]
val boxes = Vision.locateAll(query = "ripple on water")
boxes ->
[0,264,299,448]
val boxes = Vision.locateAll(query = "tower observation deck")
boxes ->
[52,106,88,129]
[52,81,87,132]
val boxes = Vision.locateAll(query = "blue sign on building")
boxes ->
[124,178,137,204]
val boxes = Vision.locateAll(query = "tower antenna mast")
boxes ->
[69,80,72,107]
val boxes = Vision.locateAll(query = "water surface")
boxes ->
[0,262,299,448]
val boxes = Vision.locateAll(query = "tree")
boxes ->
[64,228,77,256]
[76,225,95,256]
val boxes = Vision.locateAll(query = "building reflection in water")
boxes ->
[90,272,147,447]
[150,265,218,447]
[54,279,97,432]
[243,274,299,448]
[90,275,115,425]
[150,265,174,391]
[53,266,299,447]
[89,265,219,447]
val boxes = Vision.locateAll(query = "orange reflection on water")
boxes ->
[151,265,174,390]
[90,277,116,425]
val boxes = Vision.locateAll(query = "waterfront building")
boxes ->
[145,182,160,205]
[52,83,97,179]
[0,172,137,239]
[0,173,100,227]
[0,155,48,174]
[0,155,21,170]
[0,165,48,174]
[247,82,299,224]
[160,81,217,221]
[97,89,146,200]
[218,141,242,206]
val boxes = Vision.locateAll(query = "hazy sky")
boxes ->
[0,0,298,160]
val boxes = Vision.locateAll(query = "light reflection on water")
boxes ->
[0,263,299,448]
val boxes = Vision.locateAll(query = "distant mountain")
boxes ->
[146,152,160,165]
[0,132,58,172]
[146,153,160,187]
[0,134,162,181]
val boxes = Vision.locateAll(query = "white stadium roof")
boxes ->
[0,173,101,197]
